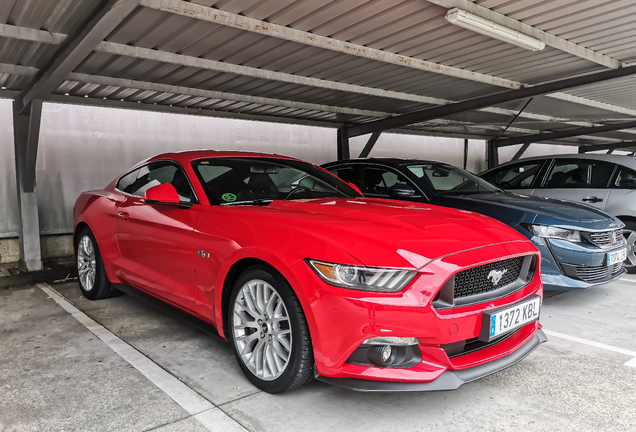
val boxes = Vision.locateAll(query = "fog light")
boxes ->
[381,345,392,362]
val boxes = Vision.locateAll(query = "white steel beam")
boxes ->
[139,0,521,89]
[0,23,66,44]
[425,0,622,69]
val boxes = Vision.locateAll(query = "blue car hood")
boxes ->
[436,192,621,231]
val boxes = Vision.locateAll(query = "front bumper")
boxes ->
[531,236,626,290]
[283,240,543,387]
[317,329,547,391]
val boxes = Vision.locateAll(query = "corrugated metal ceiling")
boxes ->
[2,0,636,152]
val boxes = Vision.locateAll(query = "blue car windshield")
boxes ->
[407,163,502,195]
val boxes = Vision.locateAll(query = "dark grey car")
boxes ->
[480,154,636,273]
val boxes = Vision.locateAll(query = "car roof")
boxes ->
[483,153,636,172]
[323,157,450,167]
[142,150,302,165]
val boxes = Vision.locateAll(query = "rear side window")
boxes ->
[116,169,140,193]
[482,161,543,189]
[613,167,636,189]
[117,161,195,203]
[544,160,615,188]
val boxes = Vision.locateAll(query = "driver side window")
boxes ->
[359,166,413,198]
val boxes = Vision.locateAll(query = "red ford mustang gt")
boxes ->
[73,150,546,393]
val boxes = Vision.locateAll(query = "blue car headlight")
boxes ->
[306,259,417,292]
[525,224,581,243]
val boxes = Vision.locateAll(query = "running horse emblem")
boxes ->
[487,269,508,286]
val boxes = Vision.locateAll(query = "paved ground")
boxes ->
[1,277,635,432]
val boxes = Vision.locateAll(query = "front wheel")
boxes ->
[229,265,314,393]
[623,221,636,274]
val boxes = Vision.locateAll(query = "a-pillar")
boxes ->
[12,99,43,272]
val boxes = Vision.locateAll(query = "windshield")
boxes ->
[192,157,361,205]
[407,163,502,195]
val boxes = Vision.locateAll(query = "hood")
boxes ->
[435,192,620,231]
[223,198,531,269]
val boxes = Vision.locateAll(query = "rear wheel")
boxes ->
[229,265,314,393]
[75,227,120,300]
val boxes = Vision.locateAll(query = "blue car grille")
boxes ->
[454,257,524,299]
[586,229,623,249]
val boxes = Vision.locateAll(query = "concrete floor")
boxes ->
[1,277,635,432]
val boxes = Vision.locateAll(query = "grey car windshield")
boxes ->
[407,163,502,195]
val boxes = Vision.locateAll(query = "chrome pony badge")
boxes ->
[487,269,508,286]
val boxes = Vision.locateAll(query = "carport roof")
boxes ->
[2,0,636,151]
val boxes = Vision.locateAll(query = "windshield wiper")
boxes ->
[221,198,274,206]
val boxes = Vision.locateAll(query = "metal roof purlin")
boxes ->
[139,0,521,90]
[66,72,392,119]
[95,41,450,106]
[424,0,622,69]
[16,0,143,114]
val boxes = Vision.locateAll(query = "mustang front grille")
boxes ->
[433,255,535,309]
[453,257,523,299]
[585,229,624,249]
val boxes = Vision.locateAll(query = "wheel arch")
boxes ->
[73,221,91,253]
[616,215,636,225]
[221,257,282,338]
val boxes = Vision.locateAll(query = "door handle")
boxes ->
[582,196,603,203]
[117,212,129,221]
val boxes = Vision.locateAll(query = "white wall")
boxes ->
[0,98,587,237]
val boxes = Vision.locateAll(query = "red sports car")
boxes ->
[73,151,545,393]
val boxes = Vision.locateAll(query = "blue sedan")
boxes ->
[323,158,627,290]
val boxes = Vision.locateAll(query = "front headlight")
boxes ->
[525,224,581,242]
[306,259,417,292]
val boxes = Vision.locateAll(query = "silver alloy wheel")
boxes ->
[77,235,97,291]
[232,279,292,381]
[624,229,636,268]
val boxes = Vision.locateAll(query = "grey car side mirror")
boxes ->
[389,184,416,199]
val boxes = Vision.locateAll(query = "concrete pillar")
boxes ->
[12,100,43,271]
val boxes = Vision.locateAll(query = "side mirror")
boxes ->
[389,184,416,199]
[348,182,363,195]
[144,183,183,206]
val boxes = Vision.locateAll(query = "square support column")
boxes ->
[337,128,350,161]
[13,99,43,271]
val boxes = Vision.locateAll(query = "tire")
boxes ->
[229,265,314,393]
[622,221,636,274]
[75,227,121,300]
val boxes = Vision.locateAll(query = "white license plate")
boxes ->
[607,248,627,266]
[481,295,541,341]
